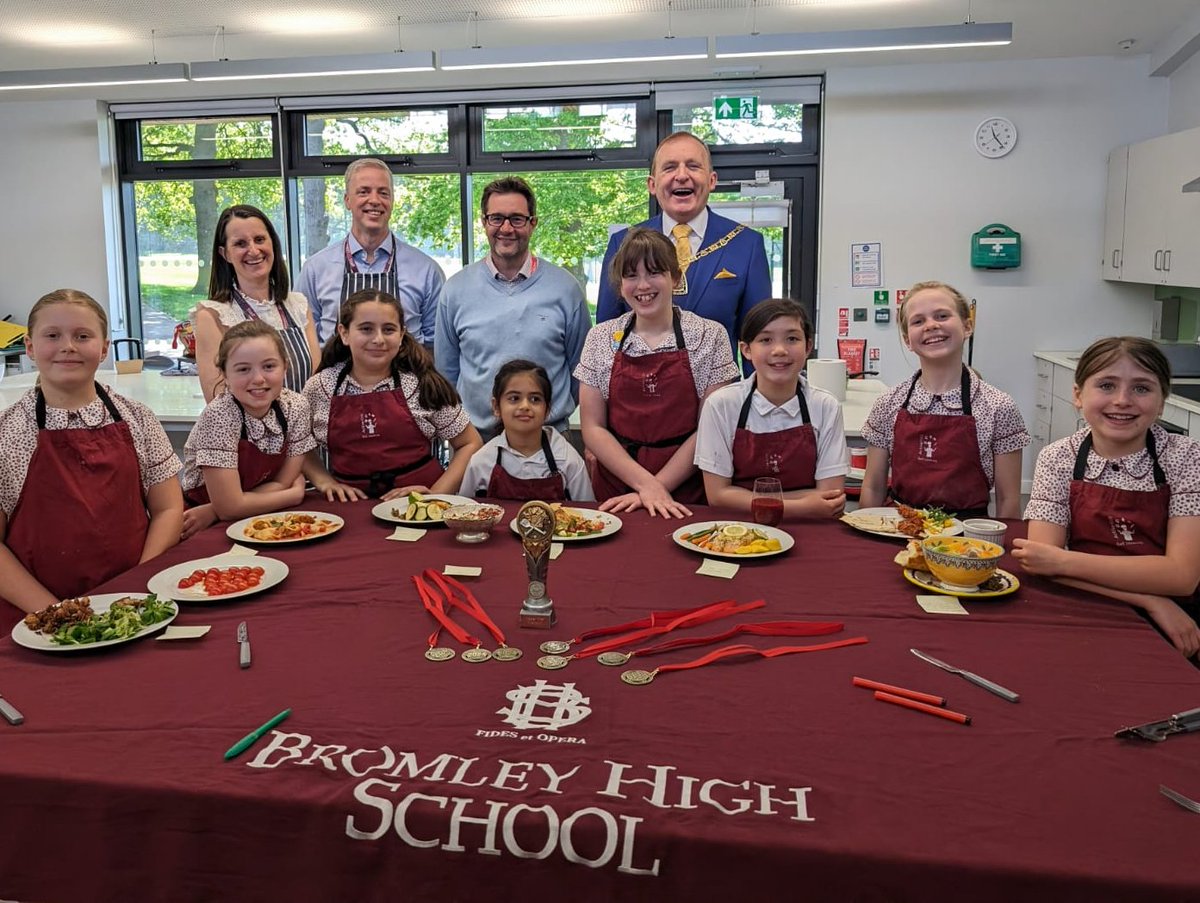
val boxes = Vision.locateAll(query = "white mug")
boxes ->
[962,518,1007,547]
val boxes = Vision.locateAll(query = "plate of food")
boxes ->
[672,521,794,560]
[508,504,622,541]
[147,555,289,602]
[372,492,472,526]
[840,505,963,541]
[13,593,178,652]
[227,511,344,544]
[902,567,1020,598]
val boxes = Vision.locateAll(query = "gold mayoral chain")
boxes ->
[413,569,521,663]
[673,225,745,295]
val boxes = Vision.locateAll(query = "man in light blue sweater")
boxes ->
[435,177,591,440]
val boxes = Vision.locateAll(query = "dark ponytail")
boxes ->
[318,289,461,410]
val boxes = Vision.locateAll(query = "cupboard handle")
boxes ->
[1111,249,1120,269]
[1164,249,1171,271]
[1154,249,1163,271]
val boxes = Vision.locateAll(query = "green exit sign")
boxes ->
[714,95,758,121]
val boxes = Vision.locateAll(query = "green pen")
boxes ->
[223,709,292,761]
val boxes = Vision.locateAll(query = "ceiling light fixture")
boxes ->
[714,21,1012,59]
[0,62,189,92]
[190,50,434,81]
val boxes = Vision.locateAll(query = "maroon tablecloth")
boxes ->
[1,501,1197,902]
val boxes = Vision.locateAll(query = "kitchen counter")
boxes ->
[1033,350,1200,416]
[0,368,204,431]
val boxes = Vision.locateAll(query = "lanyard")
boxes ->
[538,600,756,655]
[596,619,845,666]
[620,637,870,685]
[413,570,520,662]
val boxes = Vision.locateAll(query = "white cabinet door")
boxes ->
[1102,146,1128,281]
[1049,394,1082,442]
[1122,137,1170,285]
[1162,129,1200,288]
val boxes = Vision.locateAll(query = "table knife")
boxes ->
[910,648,1020,703]
[0,693,24,725]
[237,621,251,669]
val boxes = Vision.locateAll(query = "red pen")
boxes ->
[874,691,971,725]
[852,676,946,707]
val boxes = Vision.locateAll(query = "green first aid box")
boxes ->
[971,224,1021,270]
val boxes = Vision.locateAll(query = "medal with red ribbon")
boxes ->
[619,637,870,685]
[594,619,846,666]
[413,570,521,663]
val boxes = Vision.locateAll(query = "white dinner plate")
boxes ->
[226,511,345,544]
[147,554,289,603]
[12,592,178,652]
[508,507,623,542]
[671,521,794,560]
[841,507,964,541]
[372,494,473,526]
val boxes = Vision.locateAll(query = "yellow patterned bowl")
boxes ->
[920,536,1004,589]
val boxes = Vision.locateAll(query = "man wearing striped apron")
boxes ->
[298,158,445,354]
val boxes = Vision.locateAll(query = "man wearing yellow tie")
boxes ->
[596,132,772,367]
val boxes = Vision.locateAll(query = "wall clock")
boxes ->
[974,117,1017,158]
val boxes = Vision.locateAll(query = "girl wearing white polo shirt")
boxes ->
[696,299,848,519]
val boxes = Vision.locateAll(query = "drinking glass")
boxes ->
[751,478,784,527]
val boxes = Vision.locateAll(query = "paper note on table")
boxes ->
[697,559,739,579]
[550,543,564,560]
[916,594,968,615]
[228,544,259,556]
[156,625,212,640]
[387,527,425,542]
[443,565,482,577]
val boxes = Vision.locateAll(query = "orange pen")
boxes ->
[874,690,971,725]
[852,676,946,707]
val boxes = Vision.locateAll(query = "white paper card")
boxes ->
[697,559,739,579]
[550,543,564,560]
[228,544,259,556]
[916,594,968,615]
[387,527,425,542]
[443,565,482,577]
[156,625,212,640]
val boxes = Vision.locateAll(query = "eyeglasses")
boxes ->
[484,213,533,228]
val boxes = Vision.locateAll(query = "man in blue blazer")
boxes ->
[596,132,772,362]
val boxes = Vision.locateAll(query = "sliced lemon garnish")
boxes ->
[721,524,750,539]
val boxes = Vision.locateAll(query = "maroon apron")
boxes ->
[184,399,288,507]
[889,366,991,518]
[2,385,149,630]
[326,365,445,498]
[1067,431,1199,620]
[731,379,817,491]
[592,311,705,504]
[484,429,568,502]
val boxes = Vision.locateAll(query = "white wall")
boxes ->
[818,55,1167,478]
[0,100,111,327]
[1168,49,1200,131]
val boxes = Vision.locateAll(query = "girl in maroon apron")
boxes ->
[578,229,736,518]
[459,359,592,502]
[302,290,482,502]
[180,321,310,524]
[1,289,183,629]
[861,281,1022,519]
[1015,337,1200,657]
[696,299,848,519]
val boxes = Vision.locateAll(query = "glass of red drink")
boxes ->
[751,478,784,526]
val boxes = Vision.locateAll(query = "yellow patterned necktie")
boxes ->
[671,223,692,272]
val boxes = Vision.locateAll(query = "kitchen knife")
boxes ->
[0,693,24,725]
[910,648,1020,703]
[237,621,251,669]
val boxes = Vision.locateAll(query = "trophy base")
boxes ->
[519,607,557,629]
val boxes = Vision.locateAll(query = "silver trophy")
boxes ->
[516,500,556,629]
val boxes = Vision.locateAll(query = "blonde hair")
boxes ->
[897,281,972,339]
[28,289,109,336]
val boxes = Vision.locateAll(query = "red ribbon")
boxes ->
[652,637,869,675]
[571,599,766,660]
[625,620,844,660]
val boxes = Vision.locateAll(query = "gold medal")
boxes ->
[539,640,571,655]
[425,647,456,662]
[461,647,493,664]
[621,669,657,686]
[597,651,631,667]
[537,654,570,671]
[492,646,524,662]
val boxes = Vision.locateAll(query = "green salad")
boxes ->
[51,594,175,646]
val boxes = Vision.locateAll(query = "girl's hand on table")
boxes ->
[600,484,692,519]
[803,489,846,519]
[383,484,430,502]
[1011,538,1068,576]
[1144,597,1200,658]
[181,504,217,542]
[320,481,367,503]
